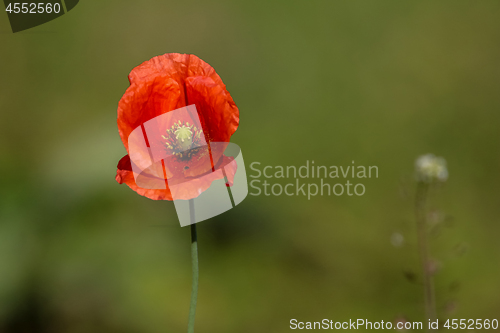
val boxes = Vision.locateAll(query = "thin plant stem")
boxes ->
[188,200,198,333]
[415,182,436,329]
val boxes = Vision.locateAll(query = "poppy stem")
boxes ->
[188,200,198,333]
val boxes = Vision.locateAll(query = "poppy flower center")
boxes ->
[162,121,204,159]
[175,125,193,150]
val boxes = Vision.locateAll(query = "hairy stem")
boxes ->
[188,201,198,333]
[415,182,436,329]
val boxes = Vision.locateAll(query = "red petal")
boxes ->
[116,155,173,200]
[186,76,239,143]
[116,154,237,201]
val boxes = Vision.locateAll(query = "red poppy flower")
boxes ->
[115,53,239,200]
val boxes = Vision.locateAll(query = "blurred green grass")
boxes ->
[1,1,500,332]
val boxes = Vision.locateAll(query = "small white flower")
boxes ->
[391,232,405,247]
[415,154,448,183]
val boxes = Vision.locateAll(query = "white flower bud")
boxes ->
[415,154,448,183]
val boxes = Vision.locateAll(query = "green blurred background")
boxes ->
[1,1,500,332]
